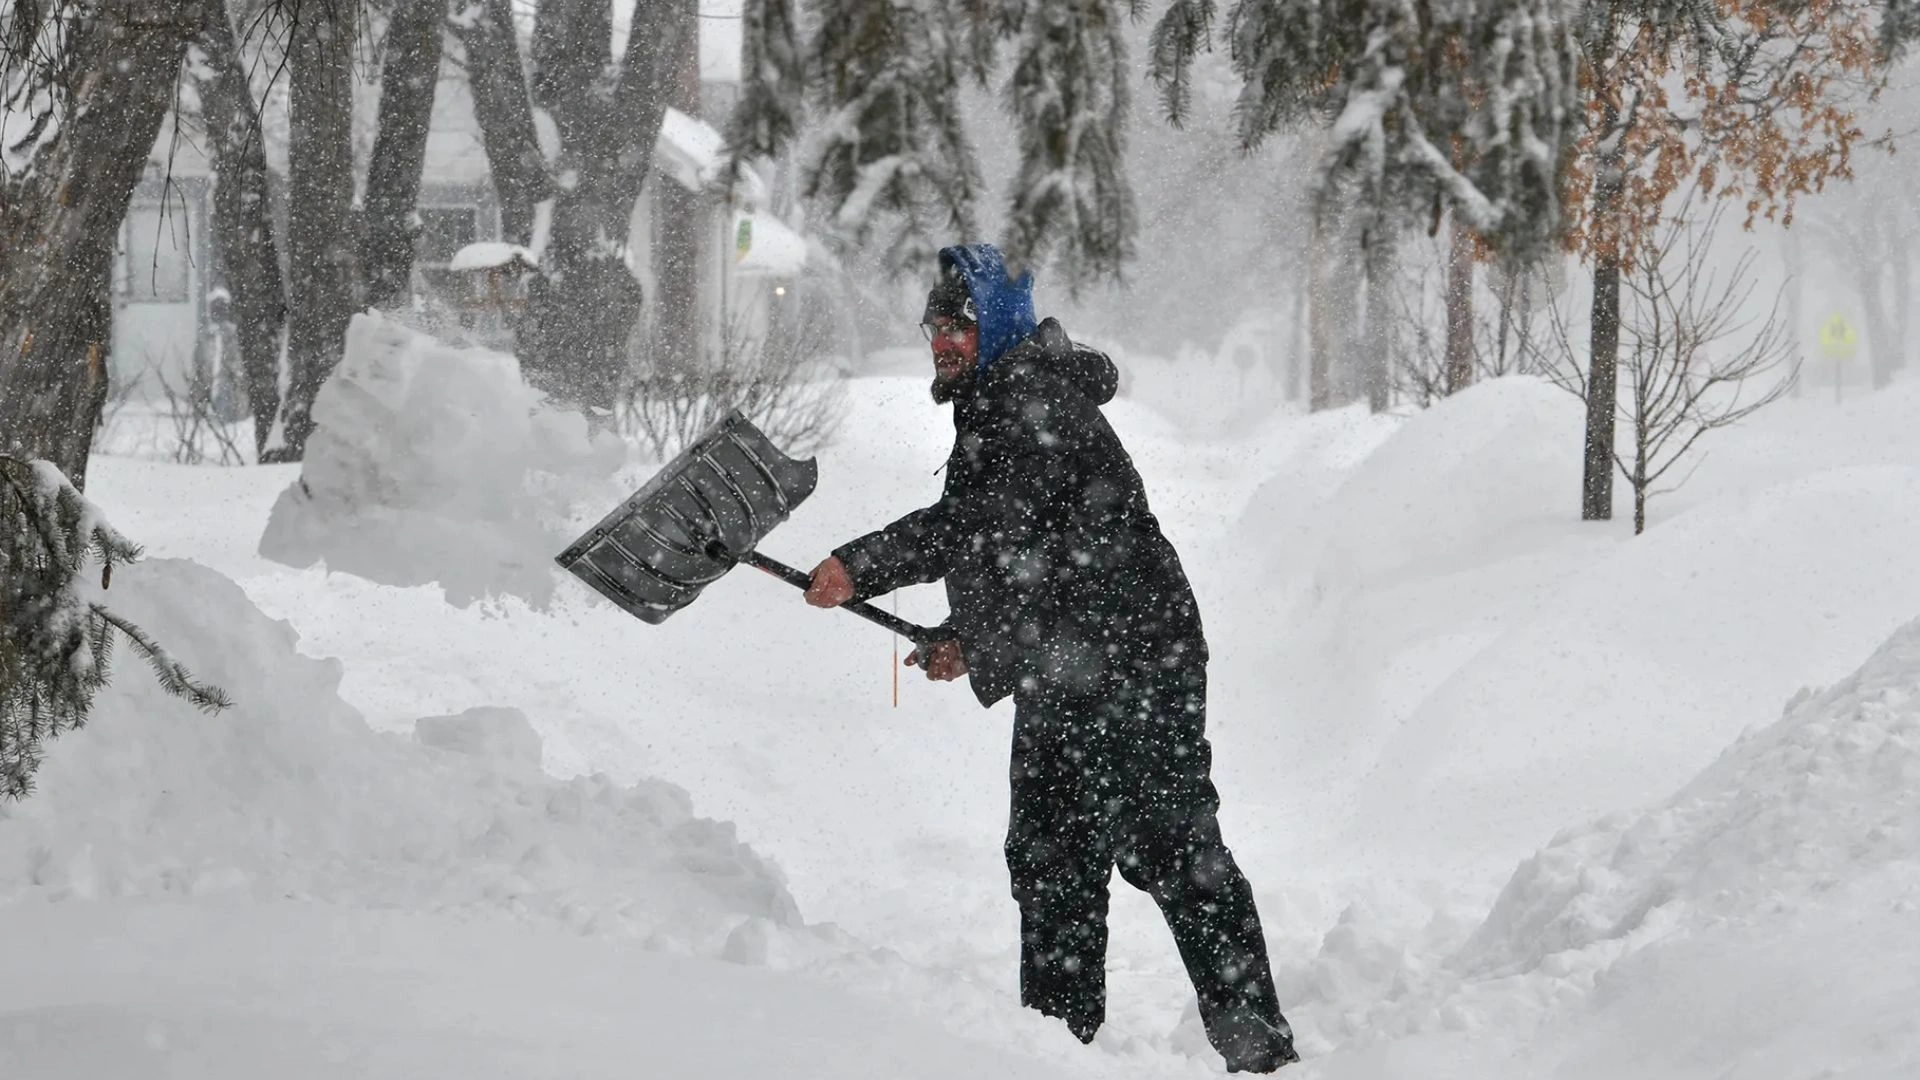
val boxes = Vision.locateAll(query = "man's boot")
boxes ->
[1213,1006,1299,1073]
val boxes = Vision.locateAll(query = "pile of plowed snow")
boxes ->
[258,312,624,609]
[1461,614,1920,977]
[1267,615,1920,1076]
[0,558,800,955]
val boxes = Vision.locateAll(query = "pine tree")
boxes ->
[1,456,229,800]
[1152,0,1581,263]
[1004,0,1137,290]
[728,0,1140,282]
[802,0,987,270]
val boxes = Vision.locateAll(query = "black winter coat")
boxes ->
[835,319,1206,707]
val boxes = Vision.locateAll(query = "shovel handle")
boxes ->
[738,549,941,649]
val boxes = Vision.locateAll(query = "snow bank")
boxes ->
[1461,614,1920,976]
[1102,310,1295,436]
[1214,374,1920,873]
[1267,376,1584,587]
[1256,617,1920,1075]
[0,558,800,954]
[1346,463,1920,866]
[258,312,624,608]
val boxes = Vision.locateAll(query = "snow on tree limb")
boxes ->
[2,455,229,799]
[1003,0,1138,288]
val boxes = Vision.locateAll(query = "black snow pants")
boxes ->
[1004,659,1295,1071]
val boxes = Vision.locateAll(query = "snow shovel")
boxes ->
[556,409,938,649]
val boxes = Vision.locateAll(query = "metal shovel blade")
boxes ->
[556,410,819,623]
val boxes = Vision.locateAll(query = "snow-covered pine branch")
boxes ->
[1,455,230,799]
[1156,0,1580,261]
[801,0,984,271]
[1003,0,1137,290]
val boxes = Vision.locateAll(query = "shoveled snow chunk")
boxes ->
[414,706,544,771]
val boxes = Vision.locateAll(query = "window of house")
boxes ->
[416,205,482,300]
[418,206,480,265]
[121,201,192,304]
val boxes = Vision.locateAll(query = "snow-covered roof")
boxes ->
[731,210,807,278]
[654,108,765,206]
[449,242,538,272]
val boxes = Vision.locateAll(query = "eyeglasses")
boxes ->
[921,321,972,344]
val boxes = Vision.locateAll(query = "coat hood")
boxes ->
[938,243,1036,374]
[990,318,1118,406]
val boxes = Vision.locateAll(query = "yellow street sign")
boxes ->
[1818,313,1858,362]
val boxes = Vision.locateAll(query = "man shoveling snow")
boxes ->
[806,243,1299,1073]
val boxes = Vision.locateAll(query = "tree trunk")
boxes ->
[520,0,689,413]
[453,0,551,245]
[651,0,705,381]
[1361,227,1395,413]
[1307,209,1334,411]
[0,0,204,490]
[1443,216,1476,395]
[1584,249,1621,520]
[363,0,448,308]
[1891,243,1911,377]
[1582,118,1626,522]
[278,5,362,461]
[1782,225,1804,398]
[1858,267,1896,391]
[197,2,288,458]
[1327,212,1367,407]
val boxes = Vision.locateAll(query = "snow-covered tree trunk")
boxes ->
[452,0,551,245]
[279,4,362,461]
[0,0,204,489]
[363,0,448,308]
[195,2,288,458]
[1443,216,1475,396]
[519,0,687,413]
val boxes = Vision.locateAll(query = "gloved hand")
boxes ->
[805,555,854,608]
[905,640,968,682]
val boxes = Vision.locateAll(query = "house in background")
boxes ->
[111,13,812,414]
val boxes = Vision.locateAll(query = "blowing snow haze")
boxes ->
[4,3,1920,1078]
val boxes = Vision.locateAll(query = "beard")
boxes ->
[930,363,975,404]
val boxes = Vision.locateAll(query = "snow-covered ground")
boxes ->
[6,323,1919,1077]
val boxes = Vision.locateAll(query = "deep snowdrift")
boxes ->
[1222,376,1920,874]
[0,557,800,954]
[1463,613,1920,975]
[50,349,1920,1079]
